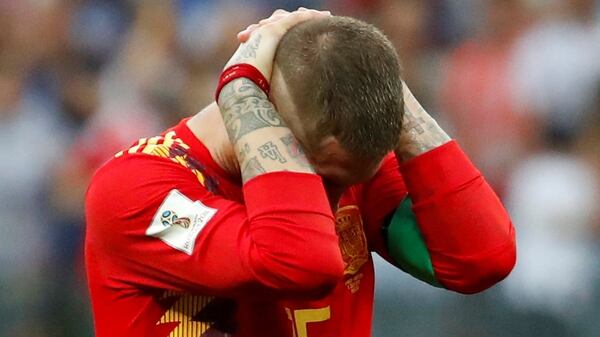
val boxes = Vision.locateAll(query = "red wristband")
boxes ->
[215,64,270,101]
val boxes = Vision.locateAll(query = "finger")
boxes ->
[238,23,258,34]
[260,9,327,27]
[259,13,287,25]
[237,23,259,42]
[272,9,288,16]
[243,23,259,34]
[238,10,293,42]
[244,9,288,34]
[271,9,329,32]
[237,31,249,42]
[298,7,330,15]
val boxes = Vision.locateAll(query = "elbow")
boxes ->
[252,245,344,293]
[437,239,516,295]
[248,230,345,293]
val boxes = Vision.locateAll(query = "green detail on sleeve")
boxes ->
[386,197,442,287]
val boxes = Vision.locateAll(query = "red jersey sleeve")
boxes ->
[359,152,407,259]
[360,141,516,294]
[85,155,344,296]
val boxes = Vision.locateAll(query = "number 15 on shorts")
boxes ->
[285,306,331,337]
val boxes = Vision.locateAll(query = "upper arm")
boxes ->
[86,156,251,293]
[85,155,343,295]
[363,142,516,294]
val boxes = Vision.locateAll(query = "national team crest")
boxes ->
[335,205,368,276]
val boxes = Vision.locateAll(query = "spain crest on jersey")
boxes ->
[334,205,368,276]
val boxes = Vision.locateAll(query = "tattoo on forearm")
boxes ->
[398,111,450,161]
[280,135,303,157]
[238,143,251,162]
[396,82,451,161]
[280,135,312,168]
[258,141,287,163]
[218,77,315,182]
[218,79,284,142]
[233,104,283,141]
[241,156,266,180]
[232,34,262,64]
[219,78,263,110]
[402,114,426,136]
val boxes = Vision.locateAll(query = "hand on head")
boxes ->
[224,8,331,81]
[236,8,331,42]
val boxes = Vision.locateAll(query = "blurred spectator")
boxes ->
[67,0,130,68]
[511,0,600,139]
[437,0,537,195]
[375,0,435,103]
[429,0,487,46]
[502,132,599,320]
[0,52,66,337]
[0,1,599,336]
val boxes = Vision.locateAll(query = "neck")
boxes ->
[186,102,240,176]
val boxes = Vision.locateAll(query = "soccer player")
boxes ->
[85,9,516,337]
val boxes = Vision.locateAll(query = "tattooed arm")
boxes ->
[218,77,314,183]
[216,10,329,183]
[375,82,516,294]
[395,82,451,161]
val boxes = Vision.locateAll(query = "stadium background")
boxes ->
[1,0,599,336]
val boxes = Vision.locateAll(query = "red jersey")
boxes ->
[85,119,515,337]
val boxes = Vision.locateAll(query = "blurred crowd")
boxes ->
[0,0,599,336]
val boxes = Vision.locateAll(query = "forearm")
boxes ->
[396,82,451,161]
[385,83,515,292]
[399,142,516,293]
[216,79,342,290]
[217,78,314,183]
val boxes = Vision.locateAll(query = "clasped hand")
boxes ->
[223,8,331,82]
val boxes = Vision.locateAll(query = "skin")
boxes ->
[396,81,451,162]
[188,80,450,209]
[188,9,451,208]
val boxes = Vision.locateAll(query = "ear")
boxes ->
[269,65,288,109]
[270,66,313,147]
[313,135,350,162]
[316,135,341,152]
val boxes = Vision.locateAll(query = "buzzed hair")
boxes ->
[274,16,403,160]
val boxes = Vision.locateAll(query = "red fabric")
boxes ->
[85,117,515,337]
[359,152,407,262]
[399,141,516,293]
[215,64,270,101]
[85,120,343,337]
[237,190,378,337]
[359,142,516,294]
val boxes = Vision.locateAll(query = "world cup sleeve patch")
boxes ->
[146,189,217,255]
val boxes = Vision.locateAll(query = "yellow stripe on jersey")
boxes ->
[154,145,170,158]
[128,138,148,154]
[193,170,206,186]
[158,291,215,337]
[141,136,161,154]
[114,131,206,186]
[163,131,176,149]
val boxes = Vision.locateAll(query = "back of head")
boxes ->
[274,16,403,160]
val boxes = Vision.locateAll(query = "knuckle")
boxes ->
[264,22,285,36]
